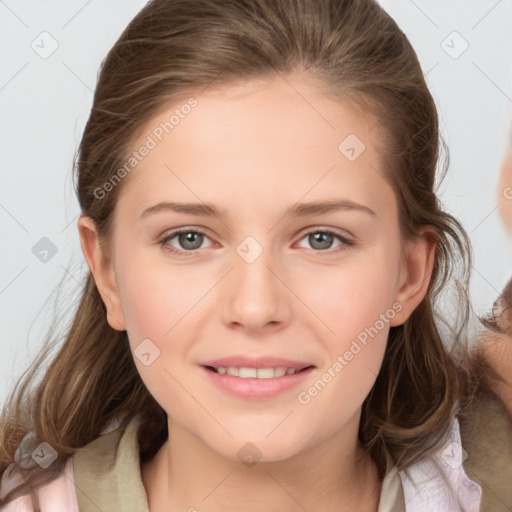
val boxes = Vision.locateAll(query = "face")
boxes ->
[498,147,512,234]
[80,74,432,463]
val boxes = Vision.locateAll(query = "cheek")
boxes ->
[304,251,400,345]
[115,248,209,342]
[296,305,391,431]
[296,249,399,400]
[114,254,206,415]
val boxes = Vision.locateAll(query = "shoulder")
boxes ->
[398,413,482,512]
[0,417,126,512]
[0,457,77,512]
[458,385,512,510]
[73,413,149,511]
[493,276,512,332]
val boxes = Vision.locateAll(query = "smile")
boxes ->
[201,365,315,399]
[205,366,313,378]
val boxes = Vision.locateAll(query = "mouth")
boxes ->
[200,363,316,399]
[203,365,315,379]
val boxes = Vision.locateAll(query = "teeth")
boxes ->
[214,366,302,378]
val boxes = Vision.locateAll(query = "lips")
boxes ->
[200,355,314,370]
[205,366,311,378]
[199,355,316,398]
[200,361,315,399]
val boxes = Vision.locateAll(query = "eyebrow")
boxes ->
[139,199,376,220]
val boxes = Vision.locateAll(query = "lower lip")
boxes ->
[200,366,315,399]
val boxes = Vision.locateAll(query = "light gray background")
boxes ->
[1,0,511,406]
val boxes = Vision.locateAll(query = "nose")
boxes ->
[221,238,291,333]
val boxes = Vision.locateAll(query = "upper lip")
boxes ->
[201,356,314,370]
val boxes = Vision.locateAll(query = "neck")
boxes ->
[141,416,382,512]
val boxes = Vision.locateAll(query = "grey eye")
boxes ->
[308,232,335,250]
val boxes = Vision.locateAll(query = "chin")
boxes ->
[225,435,309,465]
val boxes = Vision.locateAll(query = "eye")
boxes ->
[296,228,354,254]
[158,228,213,256]
[157,227,354,257]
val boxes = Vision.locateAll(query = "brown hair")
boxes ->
[0,0,479,506]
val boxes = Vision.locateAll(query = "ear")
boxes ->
[389,228,437,327]
[77,215,126,331]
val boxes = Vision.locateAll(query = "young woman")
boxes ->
[0,0,501,510]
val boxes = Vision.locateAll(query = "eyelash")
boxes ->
[157,227,355,257]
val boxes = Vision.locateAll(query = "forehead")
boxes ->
[114,75,394,222]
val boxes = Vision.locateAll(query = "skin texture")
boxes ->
[78,73,435,512]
